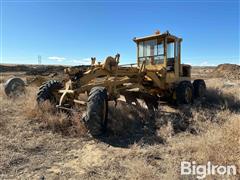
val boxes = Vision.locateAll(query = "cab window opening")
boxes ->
[138,39,164,65]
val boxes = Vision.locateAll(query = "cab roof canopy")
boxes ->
[133,31,182,43]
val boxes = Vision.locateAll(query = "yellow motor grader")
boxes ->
[35,31,206,136]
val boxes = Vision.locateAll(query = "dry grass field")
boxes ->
[0,65,240,179]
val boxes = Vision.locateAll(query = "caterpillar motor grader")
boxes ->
[33,31,205,136]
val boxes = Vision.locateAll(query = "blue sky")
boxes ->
[1,0,239,66]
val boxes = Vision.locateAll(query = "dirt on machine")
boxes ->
[4,31,206,136]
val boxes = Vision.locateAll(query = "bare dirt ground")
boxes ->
[0,65,240,179]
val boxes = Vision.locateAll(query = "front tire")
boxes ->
[83,87,108,136]
[36,80,63,104]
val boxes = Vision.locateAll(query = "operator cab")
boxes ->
[133,31,182,74]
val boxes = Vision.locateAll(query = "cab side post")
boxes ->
[164,37,168,68]
[174,39,179,78]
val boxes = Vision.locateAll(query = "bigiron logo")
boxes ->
[181,161,237,179]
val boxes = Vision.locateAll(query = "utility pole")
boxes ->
[38,55,42,64]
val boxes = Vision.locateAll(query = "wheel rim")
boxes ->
[185,87,192,103]
[11,82,25,96]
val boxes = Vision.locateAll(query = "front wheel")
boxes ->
[36,80,63,104]
[83,87,108,136]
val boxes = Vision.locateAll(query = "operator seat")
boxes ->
[166,58,174,71]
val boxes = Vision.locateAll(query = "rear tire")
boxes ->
[4,77,25,97]
[176,81,193,104]
[193,79,206,98]
[83,87,108,136]
[36,80,63,104]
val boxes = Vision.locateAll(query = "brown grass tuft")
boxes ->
[19,86,87,137]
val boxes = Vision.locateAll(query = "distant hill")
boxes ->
[211,64,240,80]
